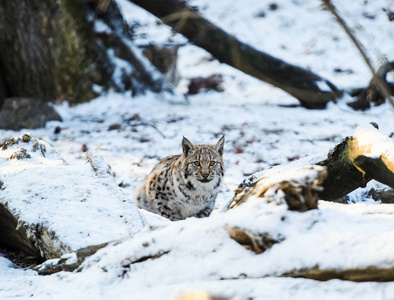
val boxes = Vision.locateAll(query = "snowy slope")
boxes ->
[1,0,394,299]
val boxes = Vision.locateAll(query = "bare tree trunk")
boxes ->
[129,0,342,108]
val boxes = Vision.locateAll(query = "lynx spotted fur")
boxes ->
[133,136,225,221]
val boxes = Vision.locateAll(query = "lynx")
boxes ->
[133,136,225,221]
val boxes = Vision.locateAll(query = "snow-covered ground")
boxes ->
[1,0,394,299]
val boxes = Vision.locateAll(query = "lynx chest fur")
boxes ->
[133,136,225,221]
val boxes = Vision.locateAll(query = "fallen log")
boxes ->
[129,0,342,108]
[318,125,394,200]
[0,133,145,266]
[232,124,394,206]
[348,61,394,110]
[284,265,394,282]
[368,187,394,203]
[0,135,71,262]
[35,242,109,275]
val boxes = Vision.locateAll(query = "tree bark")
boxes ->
[129,0,342,108]
[0,1,56,102]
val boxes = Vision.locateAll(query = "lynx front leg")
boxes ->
[156,202,183,221]
[195,205,214,218]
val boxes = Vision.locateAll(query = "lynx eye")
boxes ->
[193,161,201,166]
[209,161,216,166]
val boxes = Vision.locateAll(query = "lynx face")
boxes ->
[181,136,225,184]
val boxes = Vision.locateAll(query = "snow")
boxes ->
[351,125,394,159]
[1,0,394,299]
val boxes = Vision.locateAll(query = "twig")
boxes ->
[122,115,167,138]
[141,122,167,138]
[323,0,394,109]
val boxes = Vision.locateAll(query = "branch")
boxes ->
[323,0,394,109]
[284,266,394,282]
[129,0,342,108]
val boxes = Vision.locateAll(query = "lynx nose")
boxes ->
[201,172,209,179]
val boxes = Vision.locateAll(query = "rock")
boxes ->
[187,74,224,95]
[0,98,62,130]
[108,123,122,131]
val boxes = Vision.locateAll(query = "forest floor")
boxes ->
[1,0,394,299]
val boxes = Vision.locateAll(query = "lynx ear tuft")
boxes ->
[182,137,195,157]
[214,135,225,156]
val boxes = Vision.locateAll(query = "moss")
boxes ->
[47,0,112,104]
[21,133,31,143]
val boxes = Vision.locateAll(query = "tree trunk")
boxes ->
[0,0,112,104]
[129,0,342,108]
[0,0,180,107]
[0,1,56,102]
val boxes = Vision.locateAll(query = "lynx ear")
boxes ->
[182,137,195,157]
[213,135,225,156]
